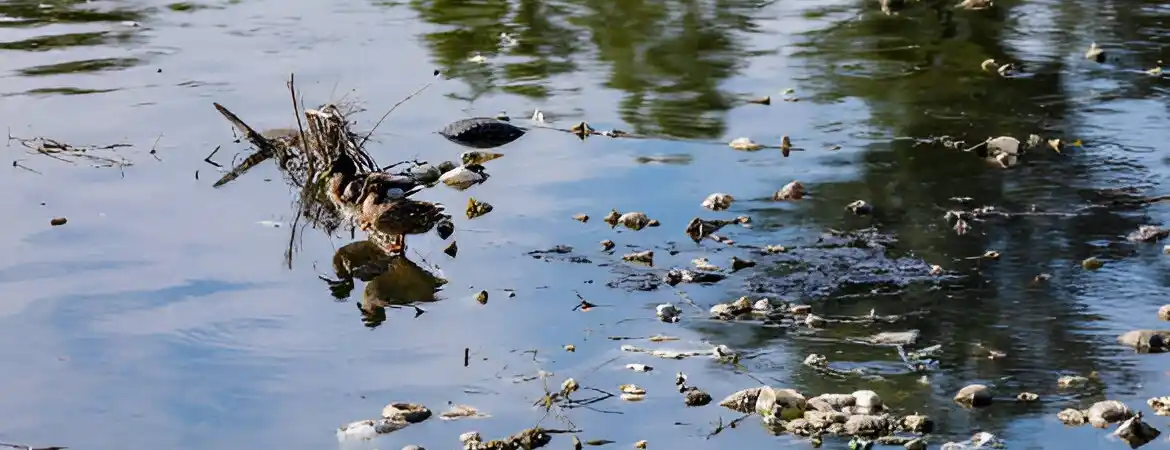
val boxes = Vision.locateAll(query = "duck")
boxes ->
[325,152,363,207]
[356,182,449,254]
[325,153,428,209]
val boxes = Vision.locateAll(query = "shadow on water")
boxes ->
[2,0,1170,449]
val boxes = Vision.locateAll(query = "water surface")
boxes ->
[1,0,1169,449]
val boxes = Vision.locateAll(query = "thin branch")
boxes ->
[356,81,434,150]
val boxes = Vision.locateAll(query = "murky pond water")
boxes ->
[2,0,1170,449]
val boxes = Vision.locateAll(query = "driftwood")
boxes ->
[210,74,441,270]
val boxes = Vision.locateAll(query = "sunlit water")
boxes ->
[1,0,1169,449]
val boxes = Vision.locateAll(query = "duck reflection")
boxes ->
[322,240,447,328]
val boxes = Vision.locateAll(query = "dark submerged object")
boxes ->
[439,117,527,149]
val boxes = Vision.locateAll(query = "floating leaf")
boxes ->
[1048,138,1063,153]
[571,121,593,140]
[461,150,504,166]
[466,197,494,219]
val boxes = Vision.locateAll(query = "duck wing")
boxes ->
[371,200,449,235]
[363,173,426,200]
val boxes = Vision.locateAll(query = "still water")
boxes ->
[1,0,1169,449]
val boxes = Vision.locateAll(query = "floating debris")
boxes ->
[1127,225,1170,243]
[625,364,653,372]
[572,213,589,223]
[439,404,489,420]
[730,256,755,272]
[985,136,1021,168]
[729,137,762,151]
[953,384,992,407]
[570,121,593,139]
[461,151,504,166]
[710,296,753,320]
[655,304,682,323]
[439,117,525,149]
[956,0,993,10]
[1145,61,1163,77]
[683,387,712,406]
[623,250,654,266]
[564,344,575,352]
[620,384,647,395]
[616,212,652,231]
[702,193,735,211]
[634,440,647,449]
[466,198,494,219]
[773,181,805,200]
[561,378,579,395]
[382,403,432,423]
[49,217,67,226]
[337,419,409,441]
[747,96,771,105]
[1113,413,1161,448]
[685,217,745,243]
[474,290,488,305]
[780,136,793,157]
[462,427,552,450]
[1048,138,1064,153]
[1057,374,1093,388]
[692,257,721,271]
[1059,408,1087,426]
[439,165,488,190]
[1082,256,1104,270]
[603,210,621,226]
[499,32,518,48]
[444,241,458,258]
[941,433,1003,449]
[1159,305,1170,321]
[846,200,872,216]
[663,268,727,286]
[601,240,615,252]
[980,58,999,72]
[436,220,455,240]
[1088,400,1133,428]
[1086,42,1105,62]
[1117,329,1169,352]
[1147,397,1170,416]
